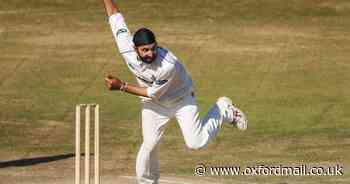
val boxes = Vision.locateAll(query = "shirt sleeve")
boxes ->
[108,13,134,54]
[147,63,176,99]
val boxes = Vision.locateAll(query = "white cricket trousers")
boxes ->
[136,93,227,184]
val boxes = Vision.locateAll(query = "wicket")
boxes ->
[75,104,100,184]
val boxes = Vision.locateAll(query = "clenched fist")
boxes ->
[104,75,124,90]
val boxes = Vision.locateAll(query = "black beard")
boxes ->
[141,57,152,63]
[136,48,157,64]
[138,55,156,64]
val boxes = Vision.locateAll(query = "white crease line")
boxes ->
[120,176,192,184]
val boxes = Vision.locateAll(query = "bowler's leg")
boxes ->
[175,95,223,150]
[175,95,247,150]
[136,102,170,184]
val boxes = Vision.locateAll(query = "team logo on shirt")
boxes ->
[136,76,154,85]
[117,28,128,36]
[155,80,168,85]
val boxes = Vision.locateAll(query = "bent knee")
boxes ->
[185,139,207,150]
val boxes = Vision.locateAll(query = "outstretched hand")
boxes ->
[104,75,124,90]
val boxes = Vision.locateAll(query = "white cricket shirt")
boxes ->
[109,13,193,106]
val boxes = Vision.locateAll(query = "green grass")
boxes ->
[0,0,350,183]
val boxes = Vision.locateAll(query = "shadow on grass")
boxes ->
[0,153,91,168]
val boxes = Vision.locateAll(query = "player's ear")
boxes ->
[134,46,142,56]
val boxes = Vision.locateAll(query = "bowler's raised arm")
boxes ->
[102,0,119,17]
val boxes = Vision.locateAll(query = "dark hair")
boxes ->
[133,28,156,47]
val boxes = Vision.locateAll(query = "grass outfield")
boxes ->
[0,0,349,183]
